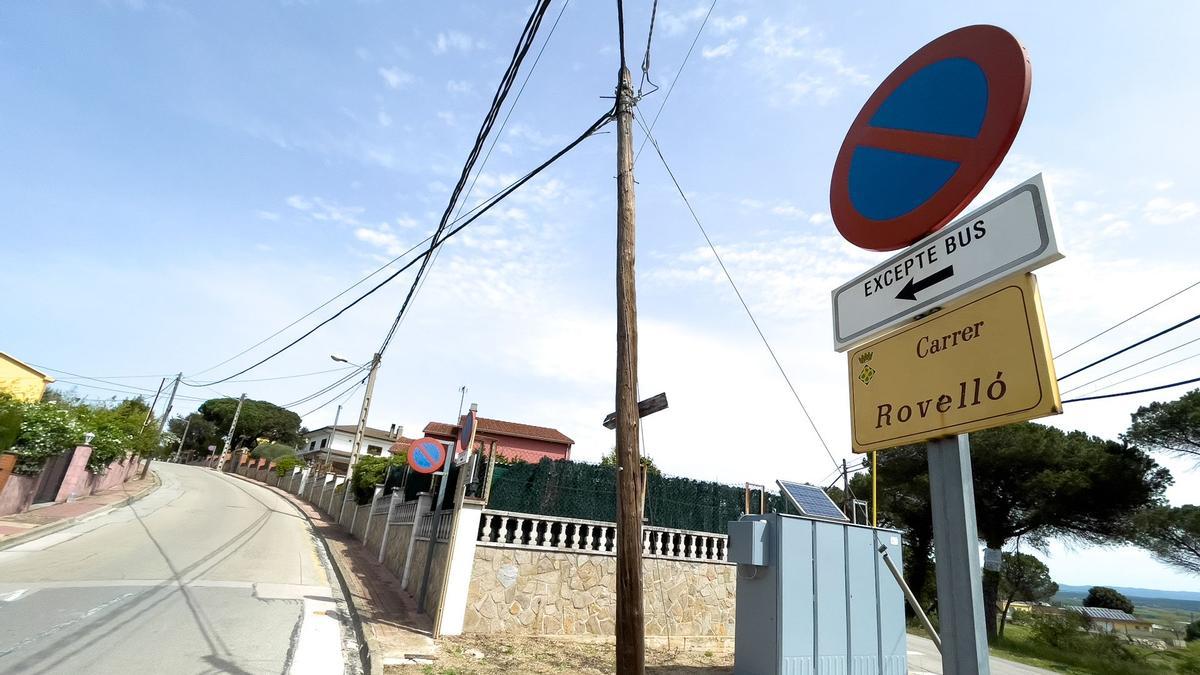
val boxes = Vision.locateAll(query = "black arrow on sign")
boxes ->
[895,265,955,301]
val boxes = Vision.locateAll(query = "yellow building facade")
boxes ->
[0,352,54,402]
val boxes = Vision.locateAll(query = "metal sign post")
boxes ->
[927,434,989,673]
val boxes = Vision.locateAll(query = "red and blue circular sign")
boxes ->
[457,410,477,459]
[407,437,447,474]
[830,25,1031,251]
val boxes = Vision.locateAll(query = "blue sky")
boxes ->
[3,1,1199,591]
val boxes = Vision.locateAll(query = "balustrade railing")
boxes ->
[475,509,729,563]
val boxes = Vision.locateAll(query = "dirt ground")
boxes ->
[383,635,734,675]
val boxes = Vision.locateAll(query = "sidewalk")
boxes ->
[0,471,160,549]
[224,471,438,672]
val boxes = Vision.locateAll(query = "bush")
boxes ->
[1028,611,1089,649]
[274,455,303,476]
[351,454,406,504]
[11,401,82,473]
[1188,619,1200,642]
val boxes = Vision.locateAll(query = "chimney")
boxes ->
[388,423,396,438]
[396,425,404,439]
[469,402,478,413]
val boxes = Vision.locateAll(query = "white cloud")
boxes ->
[702,39,738,60]
[659,6,709,36]
[436,111,457,127]
[748,20,870,105]
[378,66,413,90]
[1144,196,1199,225]
[354,46,370,61]
[506,123,561,148]
[770,203,806,219]
[377,110,392,127]
[354,224,410,256]
[433,30,481,54]
[711,15,747,35]
[808,213,830,225]
[1153,180,1174,191]
[255,210,280,221]
[285,195,363,226]
[446,80,473,94]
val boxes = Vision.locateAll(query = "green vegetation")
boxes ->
[273,455,303,477]
[196,397,303,449]
[1085,586,1136,614]
[1187,619,1200,642]
[1125,388,1200,464]
[1,392,164,473]
[988,619,1200,675]
[251,442,296,461]
[1131,505,1200,576]
[350,454,406,504]
[997,552,1058,637]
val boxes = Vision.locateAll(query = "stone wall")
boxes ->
[464,546,735,640]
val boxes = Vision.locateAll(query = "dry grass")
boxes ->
[383,635,733,675]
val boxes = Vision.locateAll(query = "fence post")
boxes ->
[434,499,485,637]
[401,492,435,588]
[362,485,385,547]
[378,491,403,562]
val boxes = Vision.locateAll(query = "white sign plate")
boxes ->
[832,174,1061,352]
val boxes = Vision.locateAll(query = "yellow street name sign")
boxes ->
[848,273,1061,453]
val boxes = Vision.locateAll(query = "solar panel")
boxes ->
[777,480,849,522]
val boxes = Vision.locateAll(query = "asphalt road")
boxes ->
[0,463,352,675]
[907,634,1053,675]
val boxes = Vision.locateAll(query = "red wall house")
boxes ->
[423,416,573,463]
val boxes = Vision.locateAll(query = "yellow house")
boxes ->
[0,352,55,402]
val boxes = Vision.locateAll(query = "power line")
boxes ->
[616,0,627,68]
[637,0,659,96]
[185,110,614,387]
[632,106,842,475]
[280,367,368,409]
[185,236,432,378]
[1061,334,1200,395]
[1078,350,1200,397]
[1054,278,1200,359]
[376,0,553,358]
[633,0,716,164]
[1057,313,1200,381]
[1062,375,1200,404]
[216,366,357,384]
[31,365,166,393]
[299,376,367,419]
[51,378,206,402]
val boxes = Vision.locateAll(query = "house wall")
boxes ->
[429,433,571,463]
[0,357,50,402]
[463,546,735,644]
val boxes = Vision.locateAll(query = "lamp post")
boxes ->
[333,352,382,516]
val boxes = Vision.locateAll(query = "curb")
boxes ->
[222,470,371,675]
[0,470,162,552]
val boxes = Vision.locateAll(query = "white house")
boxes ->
[299,423,411,474]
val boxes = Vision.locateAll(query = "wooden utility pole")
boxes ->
[614,63,644,675]
[220,393,247,473]
[142,372,180,479]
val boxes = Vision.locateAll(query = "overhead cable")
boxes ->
[1057,313,1200,381]
[633,106,843,475]
[185,110,614,387]
[1061,375,1200,404]
[1061,334,1200,395]
[1054,278,1200,359]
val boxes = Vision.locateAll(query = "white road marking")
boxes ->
[289,596,345,675]
[0,589,28,602]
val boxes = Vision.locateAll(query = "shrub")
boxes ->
[351,454,406,504]
[1187,619,1200,642]
[11,401,82,473]
[274,455,302,476]
[1028,611,1089,649]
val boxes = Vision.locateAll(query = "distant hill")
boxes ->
[1055,585,1200,613]
[1056,584,1200,602]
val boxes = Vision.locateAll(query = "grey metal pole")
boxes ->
[142,372,180,479]
[172,415,193,463]
[343,354,381,515]
[927,434,990,675]
[220,394,247,473]
[878,543,941,651]
[418,459,452,609]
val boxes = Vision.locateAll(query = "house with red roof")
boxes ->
[423,416,573,463]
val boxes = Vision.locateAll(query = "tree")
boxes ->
[196,398,302,449]
[78,398,159,470]
[1125,389,1200,464]
[1084,586,1134,614]
[1130,505,1200,576]
[168,415,221,462]
[350,454,406,504]
[997,551,1058,637]
[856,422,1170,640]
[600,445,661,476]
[1187,619,1200,641]
[970,423,1168,640]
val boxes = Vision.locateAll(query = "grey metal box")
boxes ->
[731,513,907,675]
[728,518,768,567]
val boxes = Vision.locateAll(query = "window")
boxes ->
[309,441,316,451]
[367,445,383,456]
[320,438,327,449]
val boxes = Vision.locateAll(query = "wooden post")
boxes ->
[614,64,644,675]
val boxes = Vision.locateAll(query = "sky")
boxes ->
[2,1,1199,592]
